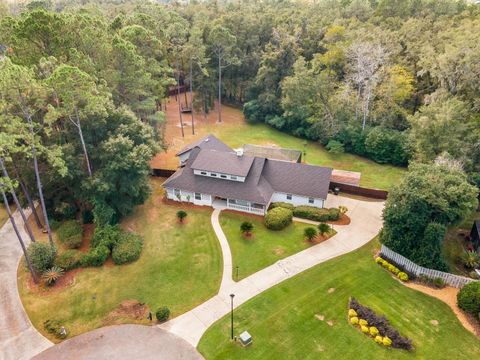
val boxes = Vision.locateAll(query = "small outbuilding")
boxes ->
[471,220,480,250]
[239,331,252,347]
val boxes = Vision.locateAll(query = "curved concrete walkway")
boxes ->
[160,194,384,346]
[32,324,204,360]
[0,209,52,360]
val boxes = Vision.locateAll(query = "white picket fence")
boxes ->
[380,244,477,288]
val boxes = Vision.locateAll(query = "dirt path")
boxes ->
[403,282,480,337]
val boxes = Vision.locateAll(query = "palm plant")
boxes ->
[240,221,254,236]
[318,223,331,236]
[304,227,317,241]
[461,251,480,269]
[42,266,65,286]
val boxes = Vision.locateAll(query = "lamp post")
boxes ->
[230,293,235,340]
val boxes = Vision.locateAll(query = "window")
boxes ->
[286,194,292,200]
[220,174,227,178]
[200,171,207,175]
[195,193,201,200]
[174,189,181,198]
[210,173,217,177]
[308,198,314,204]
[231,176,237,180]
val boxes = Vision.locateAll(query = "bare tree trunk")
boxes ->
[176,47,184,138]
[2,190,38,283]
[362,83,372,131]
[190,57,195,135]
[16,170,42,229]
[218,56,222,123]
[74,106,92,177]
[0,158,36,242]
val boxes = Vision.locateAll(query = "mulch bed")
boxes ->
[102,300,150,325]
[26,268,84,296]
[327,213,351,225]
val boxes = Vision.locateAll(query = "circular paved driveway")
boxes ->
[33,324,205,360]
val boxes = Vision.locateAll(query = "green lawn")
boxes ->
[198,238,480,360]
[203,119,405,190]
[220,211,334,281]
[18,178,222,341]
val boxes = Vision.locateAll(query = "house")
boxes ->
[163,135,332,215]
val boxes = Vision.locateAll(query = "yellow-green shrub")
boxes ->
[369,326,379,337]
[374,335,383,344]
[397,272,409,282]
[350,316,359,325]
[375,256,383,264]
[359,319,368,326]
[348,309,357,317]
[361,325,369,333]
[383,336,392,347]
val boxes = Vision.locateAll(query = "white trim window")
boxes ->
[195,193,202,200]
[231,176,237,180]
[211,173,217,177]
[308,198,314,204]
[286,194,292,200]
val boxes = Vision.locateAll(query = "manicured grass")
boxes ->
[18,178,222,341]
[220,211,334,281]
[202,117,405,190]
[198,238,480,360]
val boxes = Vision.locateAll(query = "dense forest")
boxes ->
[0,0,479,234]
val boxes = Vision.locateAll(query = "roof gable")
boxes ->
[176,134,232,156]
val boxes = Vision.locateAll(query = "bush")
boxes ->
[364,126,411,166]
[155,306,170,322]
[457,281,480,316]
[374,335,383,344]
[461,251,480,269]
[91,225,120,250]
[382,336,392,347]
[80,245,110,267]
[348,309,357,317]
[55,250,82,271]
[270,202,295,211]
[82,209,94,224]
[52,202,77,221]
[265,207,293,230]
[293,206,339,222]
[318,222,331,236]
[350,316,359,325]
[325,139,345,154]
[240,221,254,235]
[359,319,368,326]
[28,242,56,273]
[369,326,379,337]
[43,319,67,339]
[176,210,187,223]
[361,325,369,333]
[57,220,83,249]
[433,278,446,288]
[375,257,383,264]
[339,205,348,214]
[304,227,317,241]
[112,232,144,265]
[397,272,409,282]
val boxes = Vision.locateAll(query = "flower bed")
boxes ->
[375,256,409,281]
[348,298,413,351]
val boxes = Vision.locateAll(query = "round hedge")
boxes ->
[156,306,170,322]
[112,232,144,265]
[28,242,56,273]
[457,281,480,316]
[264,207,293,230]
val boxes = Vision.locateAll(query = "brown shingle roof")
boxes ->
[190,150,255,177]
[175,134,232,156]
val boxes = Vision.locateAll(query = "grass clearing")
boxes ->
[220,211,335,281]
[198,237,480,360]
[18,178,222,342]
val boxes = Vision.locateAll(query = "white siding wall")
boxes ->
[165,188,212,206]
[270,192,325,208]
[193,169,246,182]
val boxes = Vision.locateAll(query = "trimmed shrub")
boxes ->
[382,336,392,347]
[265,207,293,230]
[326,139,345,154]
[433,278,446,288]
[80,245,110,267]
[293,206,339,222]
[350,316,359,325]
[270,202,294,211]
[55,250,82,271]
[156,306,170,322]
[375,257,383,264]
[457,281,480,316]
[397,272,409,282]
[28,242,56,273]
[369,326,379,337]
[375,335,383,344]
[57,220,83,249]
[361,325,369,333]
[339,205,348,214]
[44,319,67,339]
[359,319,368,326]
[112,232,144,265]
[91,225,120,250]
[348,309,357,317]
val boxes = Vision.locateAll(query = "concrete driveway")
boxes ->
[32,325,204,360]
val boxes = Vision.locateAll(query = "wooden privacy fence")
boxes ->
[380,244,477,288]
[329,181,388,200]
[152,168,176,177]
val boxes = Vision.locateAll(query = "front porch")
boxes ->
[212,197,265,215]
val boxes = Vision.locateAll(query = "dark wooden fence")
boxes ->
[329,181,388,200]
[152,168,176,177]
